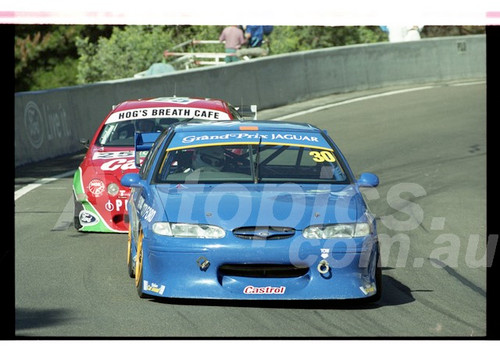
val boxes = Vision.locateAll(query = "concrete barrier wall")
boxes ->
[15,35,486,167]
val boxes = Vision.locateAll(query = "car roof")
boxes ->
[113,97,230,112]
[171,120,322,133]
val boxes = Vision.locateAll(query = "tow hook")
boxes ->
[197,256,210,271]
[317,259,330,274]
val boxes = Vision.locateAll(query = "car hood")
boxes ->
[154,183,367,230]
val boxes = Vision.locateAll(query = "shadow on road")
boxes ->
[15,307,77,334]
[15,151,86,184]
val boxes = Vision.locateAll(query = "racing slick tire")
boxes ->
[363,251,383,304]
[368,261,383,303]
[127,227,135,278]
[73,196,83,231]
[135,229,148,298]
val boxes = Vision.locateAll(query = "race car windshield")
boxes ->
[96,118,182,147]
[156,144,348,184]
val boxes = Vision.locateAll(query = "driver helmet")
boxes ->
[136,119,157,132]
[192,146,225,171]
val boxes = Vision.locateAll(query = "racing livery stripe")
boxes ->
[73,167,85,196]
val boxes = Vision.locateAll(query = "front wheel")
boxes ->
[135,229,147,298]
[368,262,382,303]
[364,251,382,303]
[73,196,83,231]
[127,227,135,278]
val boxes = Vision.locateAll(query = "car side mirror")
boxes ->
[357,172,379,188]
[121,173,143,187]
[79,138,90,149]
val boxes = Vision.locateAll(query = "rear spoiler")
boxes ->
[134,131,161,167]
[236,105,258,120]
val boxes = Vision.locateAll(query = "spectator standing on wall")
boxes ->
[244,25,265,47]
[219,25,247,63]
[237,25,273,60]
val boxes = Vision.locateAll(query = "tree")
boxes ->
[15,25,113,92]
[267,26,387,54]
[76,25,224,83]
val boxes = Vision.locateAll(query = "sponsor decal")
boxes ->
[137,196,157,222]
[23,101,71,150]
[105,200,114,212]
[79,210,99,226]
[151,97,194,104]
[100,158,137,172]
[321,248,330,259]
[359,283,376,295]
[180,133,319,145]
[118,190,129,198]
[106,107,229,123]
[88,179,105,197]
[243,285,286,294]
[144,280,166,295]
[24,101,44,149]
[104,199,127,212]
[92,151,133,160]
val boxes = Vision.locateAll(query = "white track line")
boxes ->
[272,86,435,121]
[273,81,485,121]
[15,170,75,201]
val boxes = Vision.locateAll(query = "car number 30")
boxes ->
[309,150,336,163]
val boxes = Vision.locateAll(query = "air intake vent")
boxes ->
[233,226,295,240]
[219,264,309,278]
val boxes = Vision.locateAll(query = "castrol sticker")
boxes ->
[243,286,286,294]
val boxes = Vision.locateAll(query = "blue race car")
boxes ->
[122,120,381,301]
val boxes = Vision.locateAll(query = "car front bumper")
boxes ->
[140,236,379,300]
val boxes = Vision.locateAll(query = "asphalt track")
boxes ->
[13,81,489,338]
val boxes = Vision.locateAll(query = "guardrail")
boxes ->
[15,35,486,167]
[161,39,268,70]
[163,39,227,69]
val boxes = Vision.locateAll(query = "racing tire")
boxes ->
[73,196,83,231]
[364,252,383,304]
[127,227,135,278]
[135,229,147,298]
[74,216,82,231]
[367,262,383,303]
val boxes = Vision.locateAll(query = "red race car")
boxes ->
[72,97,254,233]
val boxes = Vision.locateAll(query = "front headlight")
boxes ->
[152,222,225,238]
[303,223,372,239]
